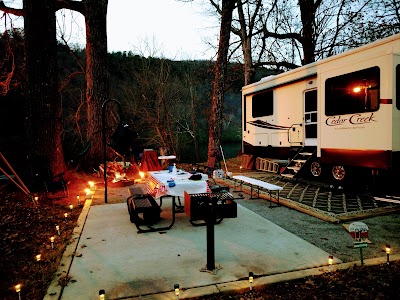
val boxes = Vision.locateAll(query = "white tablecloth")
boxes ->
[147,170,209,198]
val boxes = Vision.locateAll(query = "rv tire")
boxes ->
[332,165,346,181]
[310,160,323,177]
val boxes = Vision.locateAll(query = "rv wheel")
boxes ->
[332,165,345,181]
[310,161,322,177]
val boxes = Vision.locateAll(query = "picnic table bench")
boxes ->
[232,175,282,207]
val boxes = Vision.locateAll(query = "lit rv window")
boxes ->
[325,66,380,116]
[252,90,273,117]
[397,65,400,110]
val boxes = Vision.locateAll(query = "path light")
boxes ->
[36,254,41,269]
[69,204,73,211]
[385,245,391,265]
[15,283,21,300]
[64,212,68,222]
[50,236,55,249]
[77,195,81,205]
[174,283,180,299]
[85,188,92,199]
[56,225,60,235]
[249,272,254,291]
[99,289,105,300]
[34,195,39,204]
[88,181,95,190]
[328,255,333,272]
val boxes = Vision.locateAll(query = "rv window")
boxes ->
[252,90,273,117]
[325,66,380,116]
[397,65,400,110]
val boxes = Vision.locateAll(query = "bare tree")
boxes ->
[1,0,110,172]
[207,0,236,167]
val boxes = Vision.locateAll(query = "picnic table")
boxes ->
[232,175,282,207]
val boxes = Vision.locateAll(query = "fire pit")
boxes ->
[110,171,135,187]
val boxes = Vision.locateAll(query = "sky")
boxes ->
[1,0,220,60]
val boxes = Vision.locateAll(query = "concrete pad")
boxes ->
[61,201,340,300]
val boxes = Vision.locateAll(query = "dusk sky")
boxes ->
[1,0,220,60]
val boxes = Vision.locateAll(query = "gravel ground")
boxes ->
[237,194,400,263]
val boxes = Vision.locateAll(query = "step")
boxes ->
[300,152,314,156]
[293,159,307,163]
[287,166,300,172]
[281,173,294,178]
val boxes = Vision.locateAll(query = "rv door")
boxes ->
[304,89,317,146]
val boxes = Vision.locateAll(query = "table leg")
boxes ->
[136,195,176,233]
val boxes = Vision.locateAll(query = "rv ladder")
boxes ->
[255,157,280,173]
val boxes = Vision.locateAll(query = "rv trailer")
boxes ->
[242,33,400,182]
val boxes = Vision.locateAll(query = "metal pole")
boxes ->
[101,99,122,204]
[206,203,215,271]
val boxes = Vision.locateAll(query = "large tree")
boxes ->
[207,0,236,167]
[25,0,65,174]
[0,0,110,173]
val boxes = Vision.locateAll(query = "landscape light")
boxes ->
[99,289,105,300]
[88,181,95,190]
[56,225,60,235]
[15,284,21,300]
[249,272,254,291]
[85,188,93,199]
[34,195,39,203]
[36,254,41,269]
[50,236,55,249]
[386,245,391,264]
[328,255,333,272]
[64,212,68,222]
[69,204,73,211]
[174,283,180,299]
[77,195,80,205]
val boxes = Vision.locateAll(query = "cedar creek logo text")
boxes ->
[325,113,376,126]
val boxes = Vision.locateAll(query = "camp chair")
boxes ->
[29,156,69,199]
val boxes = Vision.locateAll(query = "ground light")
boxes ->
[64,212,68,222]
[99,289,105,300]
[15,283,21,300]
[386,245,391,265]
[328,255,333,272]
[249,272,254,291]
[56,225,60,235]
[88,181,95,190]
[174,283,180,299]
[69,204,73,211]
[35,254,41,269]
[77,195,81,205]
[50,236,55,249]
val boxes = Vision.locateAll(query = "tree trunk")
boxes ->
[299,0,318,65]
[83,0,110,170]
[207,0,236,167]
[24,0,66,175]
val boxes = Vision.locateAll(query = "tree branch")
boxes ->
[55,0,85,15]
[0,1,23,16]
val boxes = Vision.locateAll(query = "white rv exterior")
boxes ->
[242,33,400,180]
